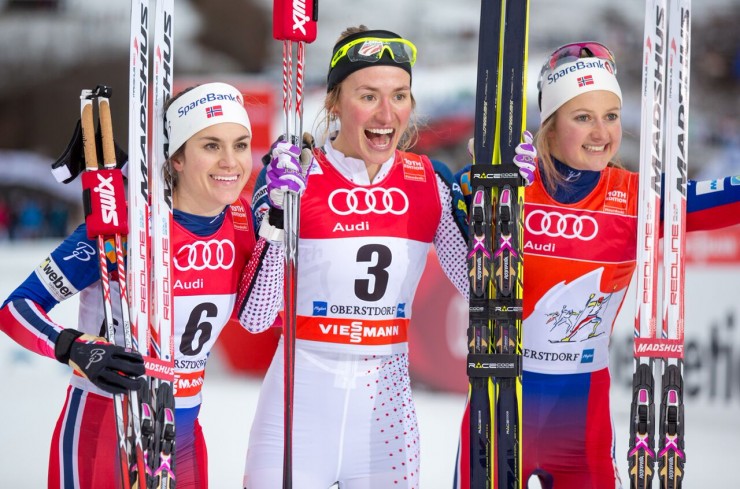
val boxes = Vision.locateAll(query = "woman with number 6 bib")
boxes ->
[0,82,304,488]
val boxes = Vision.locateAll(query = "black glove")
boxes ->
[55,329,146,395]
[51,119,128,184]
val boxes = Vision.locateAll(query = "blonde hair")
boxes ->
[320,25,420,152]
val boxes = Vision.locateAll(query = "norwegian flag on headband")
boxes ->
[577,75,594,88]
[205,105,224,118]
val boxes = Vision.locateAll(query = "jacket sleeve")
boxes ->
[0,224,100,359]
[431,158,470,300]
[686,175,740,231]
[236,166,283,333]
[251,165,270,239]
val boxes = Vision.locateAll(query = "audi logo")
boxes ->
[174,239,236,271]
[525,210,598,241]
[328,187,409,216]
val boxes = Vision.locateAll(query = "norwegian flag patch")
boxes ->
[206,105,224,118]
[577,75,594,87]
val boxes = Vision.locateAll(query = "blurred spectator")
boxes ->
[46,202,69,237]
[0,197,10,241]
[0,187,76,241]
[14,198,45,240]
[696,115,740,181]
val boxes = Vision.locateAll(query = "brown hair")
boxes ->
[162,86,198,190]
[320,25,420,152]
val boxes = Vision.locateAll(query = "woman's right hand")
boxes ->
[55,329,145,395]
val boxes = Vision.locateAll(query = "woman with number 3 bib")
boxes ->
[242,25,535,489]
[242,26,469,489]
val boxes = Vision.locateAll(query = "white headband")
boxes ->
[165,82,252,157]
[539,57,622,122]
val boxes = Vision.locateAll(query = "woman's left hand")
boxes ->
[514,130,536,186]
[265,139,308,210]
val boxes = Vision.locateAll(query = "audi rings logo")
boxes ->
[328,187,409,216]
[525,210,599,241]
[174,239,236,271]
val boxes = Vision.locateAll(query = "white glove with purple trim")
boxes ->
[265,139,307,210]
[513,130,536,186]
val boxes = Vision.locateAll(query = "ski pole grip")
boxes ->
[79,88,128,238]
[98,97,118,170]
[81,169,129,238]
[80,95,98,171]
[273,0,318,42]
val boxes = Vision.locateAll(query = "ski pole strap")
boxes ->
[470,163,524,188]
[79,87,129,239]
[81,169,129,238]
[467,353,522,378]
[272,0,319,42]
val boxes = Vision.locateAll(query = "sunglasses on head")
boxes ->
[544,41,617,73]
[330,37,417,69]
[537,41,617,94]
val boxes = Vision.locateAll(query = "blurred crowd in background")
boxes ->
[0,192,70,241]
[0,0,737,241]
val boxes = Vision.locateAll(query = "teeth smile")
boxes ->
[584,144,605,152]
[212,175,238,182]
[368,128,393,135]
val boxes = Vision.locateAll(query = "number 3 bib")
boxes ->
[295,151,442,355]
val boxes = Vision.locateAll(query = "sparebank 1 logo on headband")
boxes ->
[546,58,612,86]
[177,91,240,118]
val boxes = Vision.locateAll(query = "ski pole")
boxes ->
[80,86,135,488]
[272,0,318,487]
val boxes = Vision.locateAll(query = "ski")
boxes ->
[127,1,154,487]
[127,1,154,485]
[467,1,528,487]
[148,0,176,487]
[127,0,175,487]
[629,1,689,487]
[271,1,318,487]
[629,1,666,486]
[657,0,689,486]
